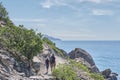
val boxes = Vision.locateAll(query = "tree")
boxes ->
[0,2,8,20]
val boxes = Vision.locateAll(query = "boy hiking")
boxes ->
[45,56,49,74]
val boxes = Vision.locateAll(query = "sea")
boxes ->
[53,40,120,79]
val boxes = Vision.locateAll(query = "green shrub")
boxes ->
[90,73,105,80]
[69,60,89,72]
[52,64,77,80]
[52,60,105,80]
[0,26,43,60]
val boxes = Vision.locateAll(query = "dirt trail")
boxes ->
[30,43,67,79]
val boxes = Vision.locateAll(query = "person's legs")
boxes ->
[54,61,56,69]
[53,63,55,69]
[46,64,49,74]
[50,63,53,72]
[51,62,56,72]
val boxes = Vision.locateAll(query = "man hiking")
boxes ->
[50,54,56,72]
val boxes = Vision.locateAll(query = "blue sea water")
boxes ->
[54,40,120,79]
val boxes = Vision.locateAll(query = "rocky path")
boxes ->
[30,43,67,80]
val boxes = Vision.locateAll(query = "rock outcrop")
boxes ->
[68,48,99,73]
[0,49,30,80]
[102,69,118,80]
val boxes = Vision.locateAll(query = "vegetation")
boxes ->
[90,73,105,80]
[52,64,77,80]
[43,37,64,56]
[0,3,43,60]
[52,60,105,80]
[0,25,43,60]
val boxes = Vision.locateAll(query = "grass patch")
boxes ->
[52,64,77,80]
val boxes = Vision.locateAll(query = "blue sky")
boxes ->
[1,0,120,40]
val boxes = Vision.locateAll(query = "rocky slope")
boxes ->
[0,42,67,80]
[0,43,118,80]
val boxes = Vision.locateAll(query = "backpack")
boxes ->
[50,56,55,64]
[45,58,49,65]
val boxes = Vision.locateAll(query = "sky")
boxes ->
[1,0,120,40]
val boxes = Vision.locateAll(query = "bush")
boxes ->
[69,60,89,72]
[90,73,105,80]
[0,26,43,60]
[52,64,77,80]
[52,60,105,80]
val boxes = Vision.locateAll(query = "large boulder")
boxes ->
[68,48,99,73]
